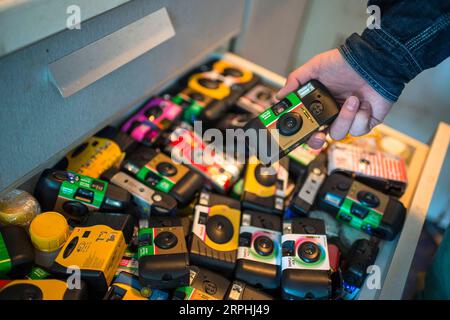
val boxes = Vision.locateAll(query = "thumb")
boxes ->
[276,61,317,99]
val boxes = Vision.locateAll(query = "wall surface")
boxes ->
[293,0,450,225]
[234,0,308,75]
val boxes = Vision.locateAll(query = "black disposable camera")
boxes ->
[244,80,340,164]
[316,173,406,240]
[121,145,204,206]
[34,169,132,226]
[101,168,177,218]
[138,216,190,290]
[342,239,379,290]
[0,226,34,279]
[281,218,332,300]
[235,211,282,289]
[173,266,230,300]
[104,272,169,300]
[241,156,289,215]
[288,153,327,216]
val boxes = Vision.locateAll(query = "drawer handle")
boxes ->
[48,7,176,98]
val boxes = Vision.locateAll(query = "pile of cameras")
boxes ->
[0,58,407,301]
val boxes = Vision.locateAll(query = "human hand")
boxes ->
[277,49,393,149]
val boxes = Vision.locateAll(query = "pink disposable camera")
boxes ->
[121,97,182,145]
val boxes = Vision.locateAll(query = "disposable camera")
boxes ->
[183,59,260,127]
[121,97,182,146]
[316,173,406,240]
[287,153,327,217]
[236,83,279,115]
[242,156,289,215]
[172,266,230,300]
[235,211,282,289]
[101,168,177,218]
[55,126,136,179]
[121,145,204,206]
[281,218,332,300]
[138,217,190,290]
[50,213,135,299]
[189,191,241,274]
[244,80,340,164]
[34,169,132,226]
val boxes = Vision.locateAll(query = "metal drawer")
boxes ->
[0,0,245,193]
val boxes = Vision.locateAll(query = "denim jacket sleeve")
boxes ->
[339,0,450,102]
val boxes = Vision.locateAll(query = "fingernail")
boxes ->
[309,138,323,149]
[346,97,358,111]
[275,91,282,99]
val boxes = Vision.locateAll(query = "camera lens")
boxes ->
[298,241,321,263]
[206,215,234,244]
[189,91,205,101]
[0,284,43,300]
[156,162,178,177]
[277,113,302,136]
[198,78,221,89]
[309,101,324,116]
[154,231,178,249]
[222,67,243,77]
[254,236,274,256]
[357,191,380,208]
[144,106,163,119]
[255,164,277,187]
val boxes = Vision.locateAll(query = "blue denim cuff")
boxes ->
[339,30,424,103]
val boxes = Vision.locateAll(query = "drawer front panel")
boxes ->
[0,0,244,192]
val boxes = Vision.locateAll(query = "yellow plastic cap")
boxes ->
[29,212,69,252]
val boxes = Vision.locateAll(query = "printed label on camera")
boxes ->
[137,227,185,258]
[56,171,107,210]
[281,234,330,271]
[237,225,281,266]
[66,137,123,178]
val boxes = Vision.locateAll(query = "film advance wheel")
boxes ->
[205,215,234,244]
